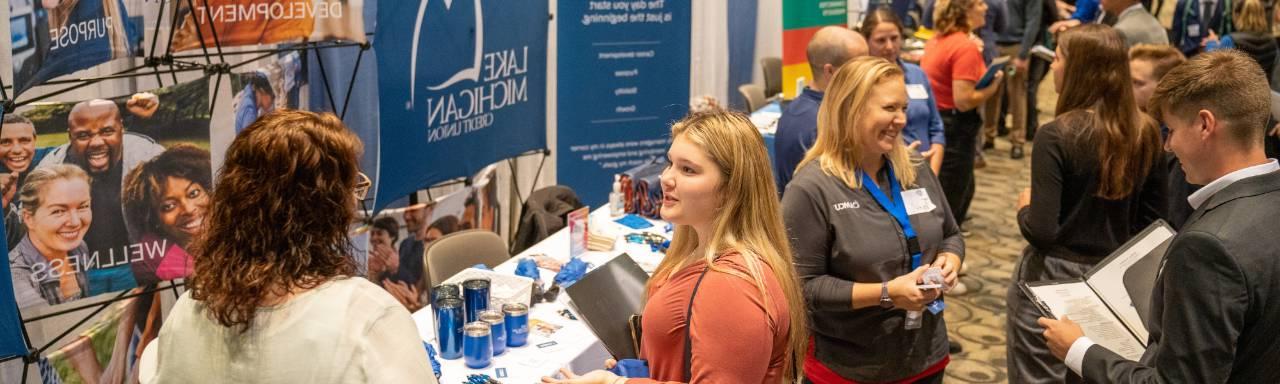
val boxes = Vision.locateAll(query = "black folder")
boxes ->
[564,253,650,359]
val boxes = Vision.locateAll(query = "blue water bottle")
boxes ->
[463,321,494,369]
[503,302,529,347]
[434,298,464,359]
[478,309,507,356]
[462,278,490,322]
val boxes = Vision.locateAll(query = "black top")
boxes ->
[84,162,129,257]
[395,237,425,286]
[1082,169,1280,383]
[1017,113,1167,261]
[782,158,962,381]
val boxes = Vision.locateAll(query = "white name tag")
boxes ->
[906,84,929,100]
[902,188,936,215]
[1188,24,1200,37]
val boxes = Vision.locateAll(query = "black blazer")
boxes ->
[1081,169,1280,383]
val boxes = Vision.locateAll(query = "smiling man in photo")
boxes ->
[35,99,165,293]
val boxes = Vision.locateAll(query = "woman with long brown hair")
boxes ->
[152,110,436,383]
[544,111,806,383]
[1006,24,1166,383]
[783,56,964,383]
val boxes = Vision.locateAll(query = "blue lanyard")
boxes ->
[860,164,923,269]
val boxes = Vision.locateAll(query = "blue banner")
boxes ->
[9,0,144,93]
[373,0,548,211]
[557,0,691,206]
[0,107,22,359]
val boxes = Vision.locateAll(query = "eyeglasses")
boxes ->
[353,172,371,201]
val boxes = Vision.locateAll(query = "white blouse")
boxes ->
[151,277,436,383]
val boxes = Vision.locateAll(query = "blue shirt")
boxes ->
[1070,0,1101,22]
[901,62,947,151]
[774,88,823,196]
[235,84,260,134]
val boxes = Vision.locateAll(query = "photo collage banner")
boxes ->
[4,79,211,311]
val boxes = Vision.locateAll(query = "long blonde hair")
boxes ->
[652,111,806,382]
[798,56,919,190]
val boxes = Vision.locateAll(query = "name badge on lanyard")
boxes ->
[860,165,922,269]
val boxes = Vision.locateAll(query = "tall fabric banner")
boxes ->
[372,0,548,211]
[0,154,19,359]
[169,0,366,52]
[557,0,691,206]
[5,79,211,310]
[9,0,144,93]
[782,0,846,98]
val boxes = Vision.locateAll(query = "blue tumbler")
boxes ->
[503,303,529,347]
[463,321,493,369]
[462,278,490,322]
[434,298,464,360]
[478,309,507,355]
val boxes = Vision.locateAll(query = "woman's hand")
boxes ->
[931,252,962,291]
[887,267,940,311]
[383,280,422,312]
[541,368,623,384]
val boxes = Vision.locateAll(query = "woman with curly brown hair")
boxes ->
[122,144,212,286]
[151,111,436,383]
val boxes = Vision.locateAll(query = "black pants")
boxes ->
[939,109,981,223]
[1024,56,1051,141]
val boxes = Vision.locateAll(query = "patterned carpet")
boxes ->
[941,76,1056,383]
[941,136,1032,383]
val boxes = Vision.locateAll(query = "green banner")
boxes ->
[783,0,847,30]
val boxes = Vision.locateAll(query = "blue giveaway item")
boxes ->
[435,298,465,359]
[503,303,530,347]
[462,279,491,323]
[515,258,541,281]
[554,258,590,287]
[614,214,654,229]
[608,359,651,378]
[422,342,442,378]
[479,310,507,356]
[463,322,494,369]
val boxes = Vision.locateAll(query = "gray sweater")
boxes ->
[782,158,964,381]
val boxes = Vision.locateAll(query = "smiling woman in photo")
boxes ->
[123,144,212,286]
[8,164,93,307]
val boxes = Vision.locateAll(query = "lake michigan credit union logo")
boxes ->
[410,0,484,107]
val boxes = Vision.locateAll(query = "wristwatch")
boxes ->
[879,281,894,309]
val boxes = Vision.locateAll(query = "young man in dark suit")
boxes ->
[1039,50,1280,383]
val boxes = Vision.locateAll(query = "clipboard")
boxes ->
[1019,220,1176,361]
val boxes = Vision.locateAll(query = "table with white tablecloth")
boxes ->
[413,207,669,383]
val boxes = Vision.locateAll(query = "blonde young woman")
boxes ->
[783,57,964,383]
[545,111,806,383]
